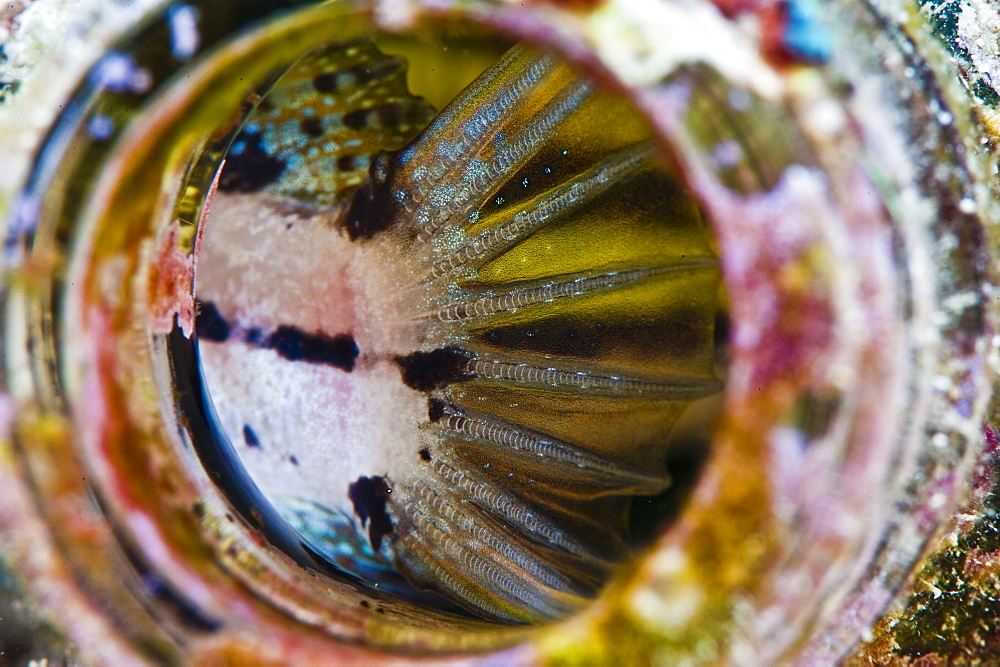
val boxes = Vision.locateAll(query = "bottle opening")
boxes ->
[191,27,725,626]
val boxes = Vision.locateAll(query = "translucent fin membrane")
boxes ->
[464,357,720,397]
[196,39,722,624]
[426,143,654,278]
[388,47,582,241]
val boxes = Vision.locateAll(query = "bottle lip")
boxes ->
[0,0,996,663]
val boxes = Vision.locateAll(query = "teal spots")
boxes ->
[218,39,435,204]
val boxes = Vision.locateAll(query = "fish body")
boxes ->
[195,39,721,623]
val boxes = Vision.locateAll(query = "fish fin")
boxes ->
[219,40,436,206]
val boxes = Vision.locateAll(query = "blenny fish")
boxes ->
[194,39,721,623]
[5,0,1000,662]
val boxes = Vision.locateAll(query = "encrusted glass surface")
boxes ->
[1,0,998,663]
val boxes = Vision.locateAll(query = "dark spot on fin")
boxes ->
[350,58,406,86]
[348,476,393,551]
[312,72,339,93]
[289,455,300,466]
[218,127,287,193]
[427,397,446,423]
[336,154,356,171]
[266,326,359,371]
[342,102,427,131]
[395,347,474,392]
[256,96,275,113]
[242,424,262,448]
[341,152,397,241]
[341,107,369,131]
[196,301,231,342]
[419,448,432,462]
[313,57,406,95]
[300,117,324,138]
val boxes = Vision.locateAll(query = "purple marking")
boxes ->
[90,52,152,94]
[167,4,200,60]
[87,114,116,140]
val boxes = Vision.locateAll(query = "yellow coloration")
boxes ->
[192,35,723,625]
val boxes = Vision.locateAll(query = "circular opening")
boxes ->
[7,1,996,660]
[3,1,731,656]
[188,21,724,627]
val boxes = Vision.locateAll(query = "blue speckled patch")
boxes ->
[219,40,435,206]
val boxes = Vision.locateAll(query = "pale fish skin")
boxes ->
[194,39,721,623]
